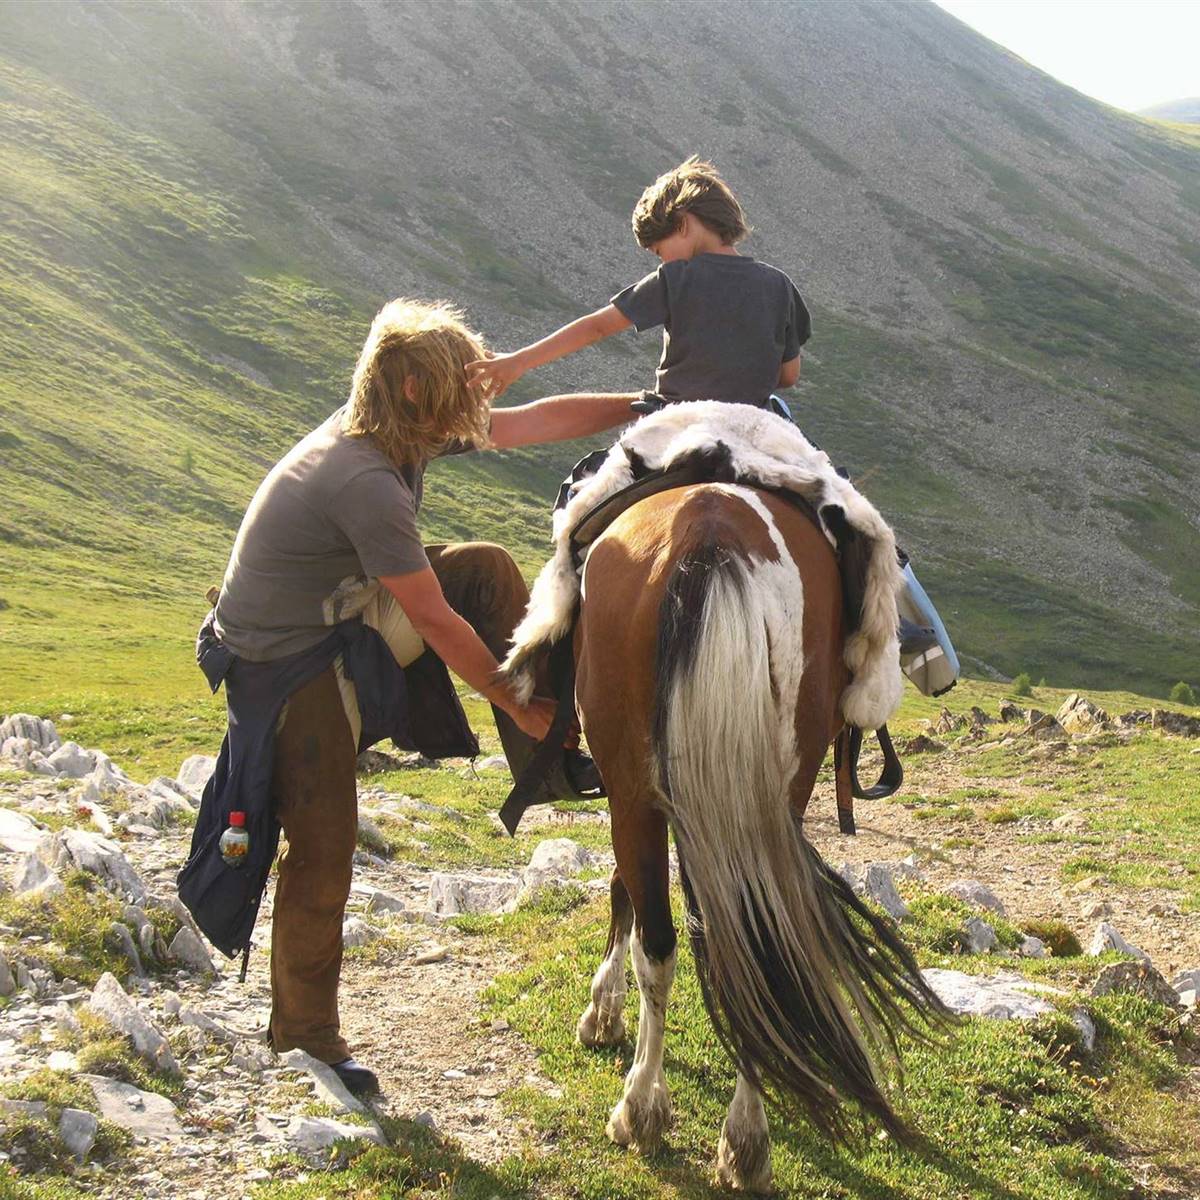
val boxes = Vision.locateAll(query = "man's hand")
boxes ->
[506,694,558,741]
[466,350,526,400]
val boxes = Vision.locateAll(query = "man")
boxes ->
[180,298,634,1096]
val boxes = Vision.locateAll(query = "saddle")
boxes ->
[499,448,903,837]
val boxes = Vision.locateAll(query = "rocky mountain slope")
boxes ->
[1140,97,1200,124]
[1,0,1198,692]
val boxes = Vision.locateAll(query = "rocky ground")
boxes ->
[1,695,1198,1197]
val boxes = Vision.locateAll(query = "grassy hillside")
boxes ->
[1,0,1199,704]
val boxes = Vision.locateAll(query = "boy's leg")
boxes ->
[269,666,359,1064]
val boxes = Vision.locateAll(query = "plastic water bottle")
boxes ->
[219,811,249,867]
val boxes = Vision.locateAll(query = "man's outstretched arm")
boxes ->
[488,392,637,450]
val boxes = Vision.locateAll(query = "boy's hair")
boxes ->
[344,298,490,466]
[631,156,750,248]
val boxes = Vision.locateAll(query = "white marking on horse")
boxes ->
[606,933,675,1152]
[577,921,630,1047]
[717,1072,773,1191]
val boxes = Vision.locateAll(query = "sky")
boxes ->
[931,0,1200,112]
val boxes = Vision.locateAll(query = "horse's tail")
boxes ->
[651,539,947,1142]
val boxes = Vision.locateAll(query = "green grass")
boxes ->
[239,885,1200,1199]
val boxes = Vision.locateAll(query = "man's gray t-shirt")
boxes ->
[611,254,811,404]
[214,408,430,662]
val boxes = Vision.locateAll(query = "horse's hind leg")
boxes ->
[716,1073,773,1192]
[605,803,676,1153]
[577,868,632,1047]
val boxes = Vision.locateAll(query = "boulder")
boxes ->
[964,916,999,954]
[968,706,994,726]
[167,927,216,975]
[1019,936,1048,959]
[11,852,65,898]
[356,814,391,856]
[1150,709,1200,737]
[82,1075,183,1142]
[0,808,45,854]
[43,829,145,901]
[932,708,966,734]
[281,1048,366,1113]
[1026,713,1066,741]
[523,838,594,891]
[1089,960,1181,1010]
[0,948,14,996]
[58,1108,98,1161]
[901,734,945,754]
[0,714,60,752]
[838,862,909,920]
[355,748,406,774]
[1055,694,1109,733]
[258,1112,384,1158]
[428,871,520,916]
[998,700,1025,723]
[923,968,1058,1020]
[44,742,98,779]
[342,915,382,948]
[944,879,1007,916]
[105,922,145,977]
[1088,922,1150,963]
[360,886,408,916]
[85,972,179,1075]
[176,755,217,798]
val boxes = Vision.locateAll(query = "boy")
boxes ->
[469,157,959,696]
[466,157,810,408]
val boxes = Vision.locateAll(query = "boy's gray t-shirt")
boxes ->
[214,407,430,662]
[611,254,810,404]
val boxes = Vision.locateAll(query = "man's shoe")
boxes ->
[330,1057,380,1098]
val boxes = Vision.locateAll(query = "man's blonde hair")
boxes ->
[632,156,750,249]
[343,298,490,466]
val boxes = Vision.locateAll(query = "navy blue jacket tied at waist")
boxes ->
[178,611,478,958]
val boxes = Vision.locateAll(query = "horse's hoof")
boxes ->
[576,1002,626,1048]
[716,1123,774,1193]
[606,1074,671,1153]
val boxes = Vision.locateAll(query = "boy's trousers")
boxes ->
[267,541,535,1063]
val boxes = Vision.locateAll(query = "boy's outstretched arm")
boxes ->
[466,305,632,398]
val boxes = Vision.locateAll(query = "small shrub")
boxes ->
[1169,681,1196,706]
[985,807,1020,824]
[1012,672,1034,697]
[1021,918,1082,957]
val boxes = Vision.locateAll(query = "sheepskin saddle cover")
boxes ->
[500,401,904,731]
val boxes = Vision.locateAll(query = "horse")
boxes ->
[570,480,946,1191]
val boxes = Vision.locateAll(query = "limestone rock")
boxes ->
[361,886,408,915]
[964,916,999,954]
[0,713,60,752]
[0,808,45,854]
[945,879,1007,916]
[475,754,509,772]
[1056,694,1109,734]
[342,915,382,948]
[1019,936,1047,959]
[281,1048,366,1113]
[44,742,97,779]
[356,814,391,856]
[428,871,520,916]
[58,1107,99,1161]
[901,734,945,754]
[105,922,145,977]
[1026,713,1066,741]
[523,838,593,891]
[167,927,216,975]
[0,948,14,996]
[922,968,1058,1020]
[82,1075,183,1142]
[838,862,909,920]
[1150,709,1200,737]
[998,700,1025,723]
[11,852,64,898]
[43,829,145,901]
[176,754,217,798]
[932,708,966,734]
[968,706,994,726]
[85,753,135,796]
[85,972,179,1075]
[1088,922,1150,963]
[258,1112,384,1157]
[1090,960,1181,1009]
[177,1006,236,1042]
